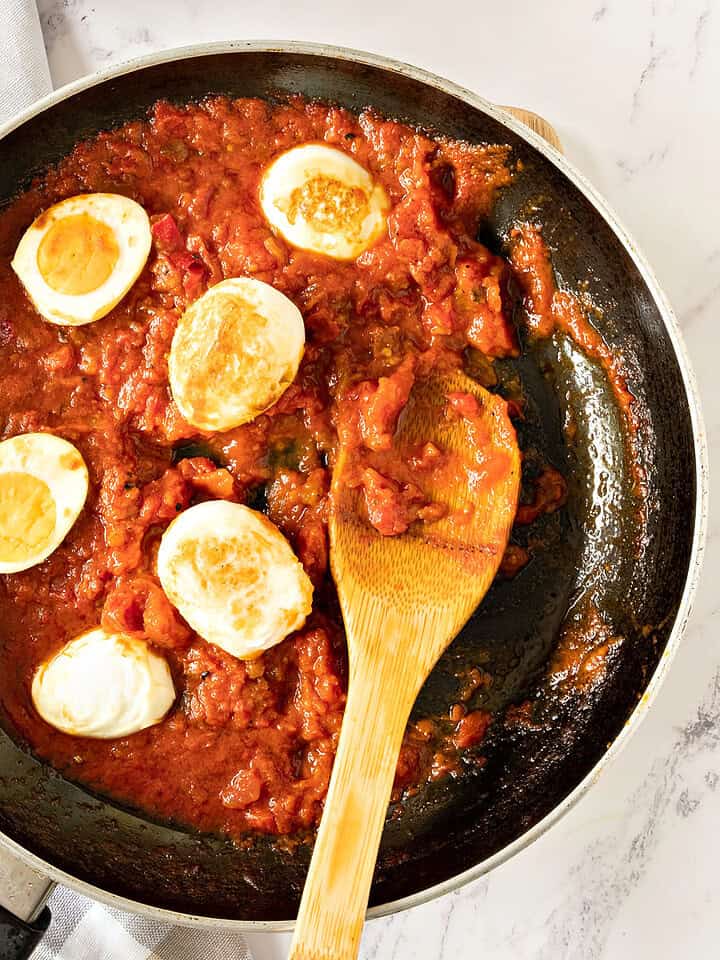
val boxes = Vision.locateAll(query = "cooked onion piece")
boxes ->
[0,433,88,574]
[12,193,151,326]
[168,277,305,431]
[157,500,313,660]
[260,143,389,260]
[32,628,176,738]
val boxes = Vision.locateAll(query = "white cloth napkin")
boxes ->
[0,0,52,123]
[0,4,255,957]
[38,888,253,960]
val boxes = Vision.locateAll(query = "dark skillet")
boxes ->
[0,42,706,936]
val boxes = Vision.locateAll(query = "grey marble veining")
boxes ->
[35,1,720,957]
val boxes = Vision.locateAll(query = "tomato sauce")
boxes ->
[0,96,610,840]
[0,97,521,838]
[509,224,633,405]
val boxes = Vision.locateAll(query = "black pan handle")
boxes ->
[0,905,50,960]
[0,849,53,960]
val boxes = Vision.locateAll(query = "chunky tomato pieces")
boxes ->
[0,96,537,840]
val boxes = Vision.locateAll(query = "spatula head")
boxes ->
[330,370,521,672]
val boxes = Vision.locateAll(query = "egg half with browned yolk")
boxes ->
[168,276,305,432]
[157,500,313,660]
[260,143,389,260]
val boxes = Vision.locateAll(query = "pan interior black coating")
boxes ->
[0,51,696,921]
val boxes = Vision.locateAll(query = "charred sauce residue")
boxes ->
[0,95,629,842]
[548,601,624,694]
[504,600,624,733]
[508,222,647,502]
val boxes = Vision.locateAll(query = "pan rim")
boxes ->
[0,39,709,930]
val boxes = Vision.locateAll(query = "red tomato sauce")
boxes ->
[0,96,610,840]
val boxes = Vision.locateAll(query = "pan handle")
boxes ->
[0,847,53,960]
[0,905,50,960]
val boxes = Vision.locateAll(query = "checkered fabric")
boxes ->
[36,888,252,960]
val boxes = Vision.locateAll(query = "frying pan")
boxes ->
[0,41,707,956]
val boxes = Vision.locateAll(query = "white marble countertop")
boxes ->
[35,1,719,957]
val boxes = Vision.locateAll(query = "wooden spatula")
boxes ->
[288,370,521,960]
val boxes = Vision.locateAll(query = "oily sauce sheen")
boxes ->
[0,97,578,839]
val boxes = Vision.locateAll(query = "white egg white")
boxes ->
[11,193,152,326]
[32,628,175,739]
[156,500,313,660]
[0,432,88,574]
[260,143,389,260]
[168,277,305,432]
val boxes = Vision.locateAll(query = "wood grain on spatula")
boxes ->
[289,370,520,960]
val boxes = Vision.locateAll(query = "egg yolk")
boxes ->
[37,214,119,295]
[0,472,55,563]
[174,290,293,425]
[283,175,369,235]
[166,533,263,635]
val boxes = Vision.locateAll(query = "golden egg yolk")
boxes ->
[284,175,369,235]
[0,472,56,563]
[173,290,295,428]
[37,214,120,295]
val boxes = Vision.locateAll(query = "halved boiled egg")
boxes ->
[168,277,305,432]
[0,433,88,574]
[259,144,389,260]
[11,193,152,326]
[32,628,175,739]
[157,500,313,660]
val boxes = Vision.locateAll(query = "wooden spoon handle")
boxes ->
[289,650,419,960]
